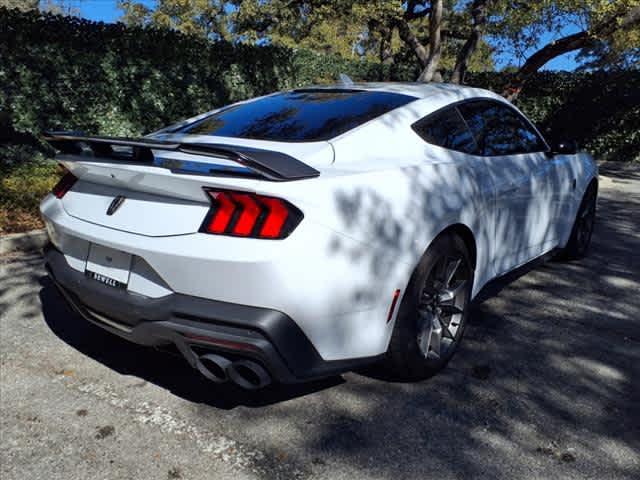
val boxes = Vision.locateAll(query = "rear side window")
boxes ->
[457,100,547,156]
[177,90,416,142]
[412,106,477,154]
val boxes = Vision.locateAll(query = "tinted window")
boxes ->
[458,100,546,156]
[412,107,476,154]
[177,90,416,142]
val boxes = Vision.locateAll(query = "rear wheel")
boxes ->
[558,184,597,260]
[385,232,473,380]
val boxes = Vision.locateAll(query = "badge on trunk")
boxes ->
[106,195,126,215]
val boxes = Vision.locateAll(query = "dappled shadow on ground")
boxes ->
[38,277,344,409]
[24,178,640,479]
[259,180,639,479]
[600,161,640,182]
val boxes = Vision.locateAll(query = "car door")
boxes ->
[457,100,560,274]
[411,105,496,291]
[545,149,579,245]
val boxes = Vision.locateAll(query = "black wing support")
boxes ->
[43,132,321,182]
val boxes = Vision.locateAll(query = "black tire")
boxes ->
[558,183,597,261]
[385,232,474,380]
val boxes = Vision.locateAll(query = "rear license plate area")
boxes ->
[85,244,132,289]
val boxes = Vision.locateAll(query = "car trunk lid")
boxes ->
[52,134,332,237]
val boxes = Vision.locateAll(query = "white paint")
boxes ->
[41,82,598,362]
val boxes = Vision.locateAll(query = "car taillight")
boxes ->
[200,189,303,239]
[51,171,77,199]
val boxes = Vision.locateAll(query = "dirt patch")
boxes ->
[0,207,45,235]
[168,467,183,479]
[95,425,115,439]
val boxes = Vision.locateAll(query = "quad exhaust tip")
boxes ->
[227,359,271,390]
[195,353,271,390]
[196,353,231,383]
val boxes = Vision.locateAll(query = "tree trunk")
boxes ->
[451,0,488,84]
[417,0,444,82]
[379,26,394,65]
[395,17,429,68]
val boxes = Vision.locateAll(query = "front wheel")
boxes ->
[385,232,473,380]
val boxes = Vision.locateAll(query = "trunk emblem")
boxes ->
[107,195,126,215]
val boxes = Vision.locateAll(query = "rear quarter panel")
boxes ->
[267,119,496,358]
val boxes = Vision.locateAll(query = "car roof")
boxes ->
[300,81,505,102]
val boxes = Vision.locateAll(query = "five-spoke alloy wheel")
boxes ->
[386,232,473,379]
[417,254,471,361]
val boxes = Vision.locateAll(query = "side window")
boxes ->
[412,106,477,155]
[457,100,546,156]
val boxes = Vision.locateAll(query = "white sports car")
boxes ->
[41,83,598,389]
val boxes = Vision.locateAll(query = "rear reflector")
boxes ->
[51,171,77,199]
[387,289,401,323]
[200,189,303,239]
[183,332,258,352]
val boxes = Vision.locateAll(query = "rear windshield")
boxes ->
[176,89,417,142]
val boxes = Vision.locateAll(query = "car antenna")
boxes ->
[338,73,354,86]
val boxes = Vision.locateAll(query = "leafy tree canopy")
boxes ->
[118,0,233,40]
[0,0,79,15]
[489,0,640,71]
[233,1,495,72]
[0,0,38,10]
[115,0,639,85]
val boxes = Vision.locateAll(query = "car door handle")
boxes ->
[504,185,519,194]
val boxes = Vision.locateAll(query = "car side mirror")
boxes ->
[548,139,578,156]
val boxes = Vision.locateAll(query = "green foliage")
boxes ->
[488,0,640,71]
[0,0,38,11]
[119,0,232,40]
[0,156,61,233]
[467,70,640,161]
[233,1,496,71]
[1,7,638,170]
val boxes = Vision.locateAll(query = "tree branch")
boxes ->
[504,5,640,99]
[441,29,469,41]
[395,16,429,67]
[405,4,431,21]
[503,31,592,99]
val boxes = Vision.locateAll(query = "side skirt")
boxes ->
[472,248,561,305]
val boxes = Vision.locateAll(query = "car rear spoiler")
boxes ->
[42,132,321,182]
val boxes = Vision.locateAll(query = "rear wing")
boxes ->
[43,132,321,182]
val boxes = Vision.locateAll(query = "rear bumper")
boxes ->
[44,245,380,383]
[41,191,403,361]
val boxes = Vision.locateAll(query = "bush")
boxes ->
[2,8,638,233]
[1,7,638,167]
[468,71,640,162]
[0,158,61,234]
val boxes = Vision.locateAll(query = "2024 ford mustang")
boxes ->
[41,83,598,389]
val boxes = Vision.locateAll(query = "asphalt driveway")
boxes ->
[1,164,639,480]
